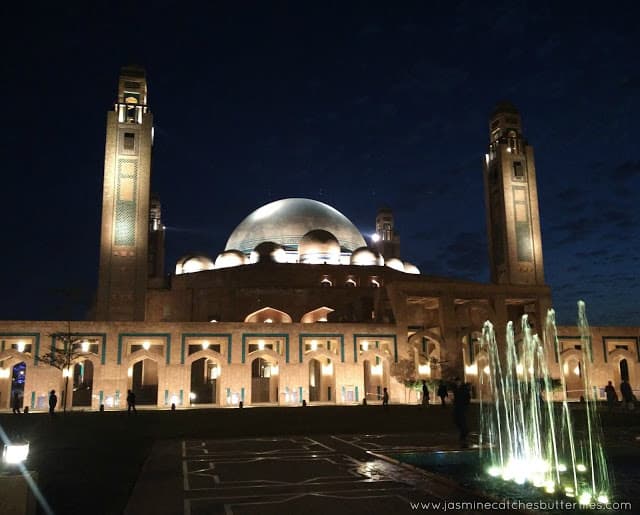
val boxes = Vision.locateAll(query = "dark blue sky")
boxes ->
[1,2,638,325]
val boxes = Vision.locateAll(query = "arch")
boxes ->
[303,348,336,363]
[126,349,162,368]
[560,351,584,399]
[250,356,279,404]
[128,355,159,406]
[244,306,292,324]
[301,306,335,323]
[2,360,27,411]
[189,357,221,405]
[0,349,31,366]
[185,348,226,367]
[363,355,389,402]
[308,356,335,403]
[72,359,94,407]
[609,349,637,389]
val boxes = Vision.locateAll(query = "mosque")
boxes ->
[0,67,637,411]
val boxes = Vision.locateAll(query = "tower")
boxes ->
[483,102,544,285]
[372,207,400,259]
[96,66,154,320]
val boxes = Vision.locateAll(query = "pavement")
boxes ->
[124,433,507,515]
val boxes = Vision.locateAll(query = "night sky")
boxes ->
[2,2,638,326]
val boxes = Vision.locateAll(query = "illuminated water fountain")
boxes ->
[479,301,612,506]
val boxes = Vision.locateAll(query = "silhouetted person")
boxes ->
[620,379,634,410]
[453,378,471,448]
[604,381,617,412]
[12,391,21,414]
[49,390,57,416]
[437,381,448,407]
[382,387,389,409]
[127,389,137,414]
[421,380,430,408]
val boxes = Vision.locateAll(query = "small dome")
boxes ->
[403,262,420,274]
[214,250,247,269]
[250,241,287,264]
[298,230,340,264]
[175,254,214,275]
[350,247,384,266]
[385,257,405,272]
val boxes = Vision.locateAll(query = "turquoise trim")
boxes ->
[117,333,171,365]
[164,390,169,405]
[180,333,232,365]
[353,334,398,363]
[299,386,303,403]
[99,390,104,406]
[226,388,230,403]
[115,390,120,407]
[1,341,4,351]
[30,391,35,410]
[298,333,344,363]
[241,333,289,364]
[355,386,359,402]
[179,390,184,406]
[0,333,41,365]
[241,387,245,402]
[341,386,345,402]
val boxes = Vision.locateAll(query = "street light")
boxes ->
[3,442,29,465]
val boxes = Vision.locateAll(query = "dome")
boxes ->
[403,262,420,275]
[385,257,405,272]
[249,242,287,264]
[225,198,366,254]
[350,247,384,266]
[298,230,341,264]
[214,250,247,269]
[176,254,214,275]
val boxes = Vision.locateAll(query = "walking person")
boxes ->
[421,380,430,408]
[12,391,21,414]
[620,379,634,411]
[127,389,137,414]
[452,378,471,448]
[48,389,58,417]
[382,387,389,409]
[437,380,448,407]
[604,381,617,412]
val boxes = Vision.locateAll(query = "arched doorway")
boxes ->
[72,360,94,407]
[251,357,278,403]
[10,361,26,411]
[308,358,334,402]
[363,358,386,402]
[190,357,219,405]
[620,359,630,382]
[564,358,583,399]
[130,358,158,405]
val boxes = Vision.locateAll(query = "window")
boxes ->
[513,161,524,179]
[124,133,135,150]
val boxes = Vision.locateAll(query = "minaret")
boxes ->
[96,66,153,320]
[483,102,544,285]
[148,193,165,282]
[372,207,401,259]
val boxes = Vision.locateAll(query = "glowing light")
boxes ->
[210,366,220,379]
[271,364,279,375]
[465,363,477,375]
[322,362,333,375]
[202,341,210,350]
[264,318,273,323]
[310,340,318,351]
[3,443,29,465]
[516,363,524,374]
[371,233,380,242]
[170,395,179,405]
[563,363,569,375]
[418,364,431,375]
[209,319,218,323]
[142,341,151,351]
[578,492,591,505]
[597,495,609,504]
[573,365,580,376]
[557,463,567,472]
[361,340,369,351]
[258,340,265,351]
[576,463,587,472]
[483,365,490,375]
[371,364,383,376]
[127,367,133,377]
[544,481,555,494]
[62,367,72,378]
[487,466,500,477]
[16,341,26,353]
[189,392,196,400]
[81,340,90,352]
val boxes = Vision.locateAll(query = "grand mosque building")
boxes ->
[0,67,637,411]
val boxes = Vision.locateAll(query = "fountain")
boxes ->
[478,301,612,506]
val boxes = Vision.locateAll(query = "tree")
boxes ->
[390,358,421,403]
[38,322,96,413]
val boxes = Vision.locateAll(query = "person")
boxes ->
[604,381,617,412]
[437,380,448,407]
[127,389,137,414]
[421,380,430,408]
[452,378,471,448]
[382,387,389,409]
[49,389,58,416]
[620,379,634,411]
[12,391,21,414]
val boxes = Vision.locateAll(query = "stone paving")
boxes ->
[125,433,512,515]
